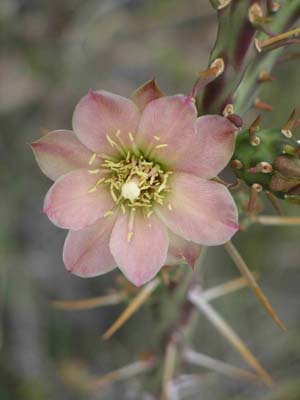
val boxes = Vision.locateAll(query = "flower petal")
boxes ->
[132,79,164,112]
[176,115,238,178]
[63,217,116,277]
[72,90,140,154]
[136,95,197,166]
[109,212,168,286]
[167,231,203,269]
[43,169,114,230]
[156,172,239,245]
[31,130,92,181]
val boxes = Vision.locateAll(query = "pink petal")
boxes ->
[132,79,164,112]
[72,90,140,154]
[109,212,168,286]
[31,130,92,181]
[156,172,239,246]
[177,115,238,178]
[136,95,197,166]
[43,169,114,230]
[167,231,203,270]
[63,217,116,277]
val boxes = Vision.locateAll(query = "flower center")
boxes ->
[101,153,172,211]
[87,131,173,240]
[121,180,141,202]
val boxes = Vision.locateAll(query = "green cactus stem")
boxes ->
[232,127,300,202]
[197,0,300,115]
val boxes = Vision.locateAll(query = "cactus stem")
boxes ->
[231,159,243,170]
[247,183,263,213]
[254,98,273,111]
[190,58,225,98]
[249,115,262,146]
[281,109,297,138]
[248,161,273,174]
[258,71,275,83]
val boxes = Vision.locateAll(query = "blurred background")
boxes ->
[1,0,300,399]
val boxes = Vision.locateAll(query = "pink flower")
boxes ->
[32,80,239,286]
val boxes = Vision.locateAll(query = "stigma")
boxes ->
[121,180,141,202]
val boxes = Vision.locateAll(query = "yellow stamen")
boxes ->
[88,169,100,174]
[155,144,168,149]
[127,231,134,242]
[106,134,126,157]
[96,178,105,186]
[104,210,114,217]
[106,134,117,148]
[88,153,97,165]
[110,187,117,202]
[147,210,153,219]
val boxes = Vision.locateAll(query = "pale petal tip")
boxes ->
[87,88,98,100]
[128,274,153,287]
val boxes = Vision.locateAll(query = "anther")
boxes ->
[104,210,114,217]
[127,231,134,242]
[96,178,105,186]
[155,144,168,149]
[88,169,100,174]
[106,134,126,156]
[106,134,117,148]
[147,210,153,219]
[127,208,136,242]
[88,153,97,165]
